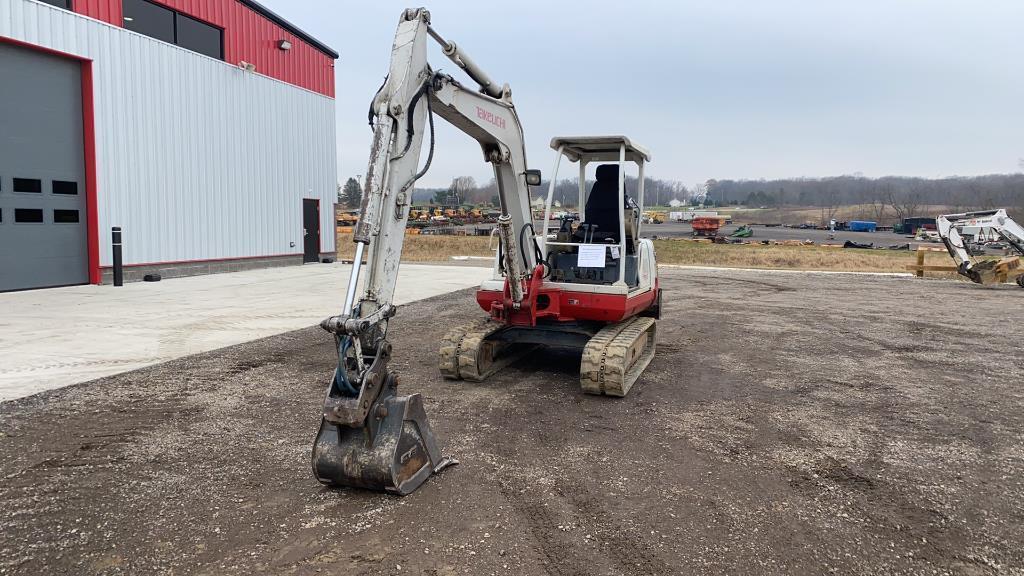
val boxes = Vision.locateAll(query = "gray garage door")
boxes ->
[0,42,88,291]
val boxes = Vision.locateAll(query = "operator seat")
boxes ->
[552,163,641,285]
[580,164,623,243]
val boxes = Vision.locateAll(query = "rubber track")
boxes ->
[438,319,515,381]
[580,316,657,397]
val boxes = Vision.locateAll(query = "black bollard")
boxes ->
[112,227,123,287]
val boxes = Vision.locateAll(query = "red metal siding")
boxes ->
[74,0,335,97]
[75,0,122,25]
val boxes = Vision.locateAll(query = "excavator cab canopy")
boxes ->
[540,136,651,287]
[549,136,651,164]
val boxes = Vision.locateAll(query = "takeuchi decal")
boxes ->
[476,106,506,129]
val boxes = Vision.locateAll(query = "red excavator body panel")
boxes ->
[476,266,659,327]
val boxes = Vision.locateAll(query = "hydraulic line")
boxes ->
[332,335,359,396]
[394,80,432,160]
[394,78,437,195]
[400,93,436,195]
[367,74,390,130]
[519,222,550,278]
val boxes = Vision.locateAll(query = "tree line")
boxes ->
[707,174,1024,222]
[339,171,1024,223]
[406,175,691,208]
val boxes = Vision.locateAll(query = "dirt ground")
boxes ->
[2,268,1023,576]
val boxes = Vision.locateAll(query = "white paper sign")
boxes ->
[610,246,620,259]
[577,244,607,268]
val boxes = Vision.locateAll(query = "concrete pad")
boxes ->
[0,263,492,402]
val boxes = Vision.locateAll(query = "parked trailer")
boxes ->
[692,217,722,237]
[848,221,877,232]
[681,210,719,222]
[902,217,937,235]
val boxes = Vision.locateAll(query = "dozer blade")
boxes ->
[312,373,455,495]
[580,316,657,397]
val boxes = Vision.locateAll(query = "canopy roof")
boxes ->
[549,136,651,163]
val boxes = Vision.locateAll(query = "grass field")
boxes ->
[337,230,957,273]
[336,231,494,261]
[651,238,949,272]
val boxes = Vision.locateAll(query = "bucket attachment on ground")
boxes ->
[312,337,454,495]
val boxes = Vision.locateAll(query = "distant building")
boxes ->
[530,197,561,209]
[1,0,338,290]
[668,199,684,207]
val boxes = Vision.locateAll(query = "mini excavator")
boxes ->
[937,209,1024,287]
[312,8,662,495]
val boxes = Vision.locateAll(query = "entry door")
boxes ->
[303,199,320,263]
[0,43,88,291]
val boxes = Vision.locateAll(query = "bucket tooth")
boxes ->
[312,374,455,495]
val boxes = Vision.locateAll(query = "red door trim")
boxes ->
[0,35,100,285]
[81,62,100,284]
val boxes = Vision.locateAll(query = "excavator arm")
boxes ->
[330,8,538,336]
[312,8,541,494]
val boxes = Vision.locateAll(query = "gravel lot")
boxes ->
[2,268,1022,575]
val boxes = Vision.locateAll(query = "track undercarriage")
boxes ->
[439,315,657,397]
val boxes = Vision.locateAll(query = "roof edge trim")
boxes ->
[238,0,339,59]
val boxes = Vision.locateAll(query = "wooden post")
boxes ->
[916,249,925,278]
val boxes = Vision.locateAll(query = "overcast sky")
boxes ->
[262,0,1023,188]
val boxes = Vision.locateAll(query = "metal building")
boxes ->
[0,0,338,291]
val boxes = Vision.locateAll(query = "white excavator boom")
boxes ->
[341,9,539,328]
[312,8,542,494]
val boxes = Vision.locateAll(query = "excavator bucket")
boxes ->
[312,373,454,495]
[967,257,1020,285]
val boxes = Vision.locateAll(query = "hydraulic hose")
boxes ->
[332,335,360,397]
[519,223,550,279]
[394,80,432,160]
[398,92,435,196]
[367,74,390,130]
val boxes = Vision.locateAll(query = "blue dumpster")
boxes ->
[848,220,877,232]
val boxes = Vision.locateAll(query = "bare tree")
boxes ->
[886,181,925,222]
[691,182,708,205]
[818,181,840,225]
[863,183,888,223]
[435,176,478,205]
[451,176,477,204]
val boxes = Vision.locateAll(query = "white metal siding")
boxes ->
[0,0,337,266]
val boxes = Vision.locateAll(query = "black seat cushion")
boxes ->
[580,164,622,242]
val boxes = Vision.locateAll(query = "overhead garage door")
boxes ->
[0,42,88,291]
